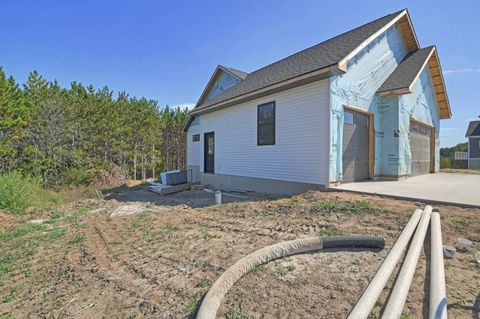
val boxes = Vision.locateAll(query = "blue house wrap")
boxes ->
[329,23,445,182]
[329,25,409,181]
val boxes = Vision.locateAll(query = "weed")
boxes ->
[164,224,180,233]
[1,285,22,303]
[452,218,471,231]
[253,263,265,273]
[276,264,295,276]
[201,228,218,240]
[68,234,84,245]
[52,297,64,307]
[400,313,409,319]
[291,282,300,289]
[111,239,122,245]
[288,195,306,204]
[198,276,212,288]
[462,256,480,268]
[1,294,14,303]
[317,227,339,236]
[144,230,159,239]
[225,307,247,319]
[310,199,380,214]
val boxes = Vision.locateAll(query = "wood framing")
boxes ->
[396,12,419,52]
[427,50,451,119]
[343,105,375,179]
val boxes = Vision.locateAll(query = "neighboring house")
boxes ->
[465,120,480,169]
[184,9,452,194]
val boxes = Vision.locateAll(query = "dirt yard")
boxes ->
[0,187,478,318]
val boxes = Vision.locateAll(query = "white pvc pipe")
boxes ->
[430,212,447,319]
[381,206,432,319]
[348,209,423,319]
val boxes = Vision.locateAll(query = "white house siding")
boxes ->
[186,117,200,166]
[186,117,201,182]
[189,79,330,186]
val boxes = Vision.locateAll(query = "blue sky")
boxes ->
[1,0,479,147]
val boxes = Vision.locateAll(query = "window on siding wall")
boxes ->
[192,134,200,142]
[257,102,275,145]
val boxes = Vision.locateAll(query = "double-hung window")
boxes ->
[257,102,275,145]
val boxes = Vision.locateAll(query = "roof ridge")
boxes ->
[219,65,249,80]
[190,8,421,118]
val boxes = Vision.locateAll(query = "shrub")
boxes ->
[440,157,451,169]
[0,172,55,214]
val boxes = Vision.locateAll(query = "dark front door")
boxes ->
[343,109,370,182]
[204,132,215,174]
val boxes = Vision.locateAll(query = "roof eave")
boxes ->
[377,47,452,120]
[190,64,340,116]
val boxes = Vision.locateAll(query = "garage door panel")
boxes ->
[343,110,369,182]
[410,121,432,176]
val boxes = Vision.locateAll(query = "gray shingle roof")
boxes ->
[466,120,480,137]
[377,46,434,94]
[221,65,248,80]
[193,9,405,114]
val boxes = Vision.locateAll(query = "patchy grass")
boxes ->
[452,218,471,231]
[201,228,219,240]
[276,264,295,277]
[288,195,307,204]
[68,234,85,245]
[225,308,248,319]
[317,227,340,236]
[310,199,381,214]
[224,293,249,319]
[198,276,212,288]
[164,224,180,233]
[0,219,66,285]
[1,285,22,303]
[253,263,266,273]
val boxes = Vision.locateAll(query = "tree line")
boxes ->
[0,67,189,188]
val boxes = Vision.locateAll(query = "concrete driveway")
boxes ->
[333,173,480,207]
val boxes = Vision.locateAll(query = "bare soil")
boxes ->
[0,187,478,318]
